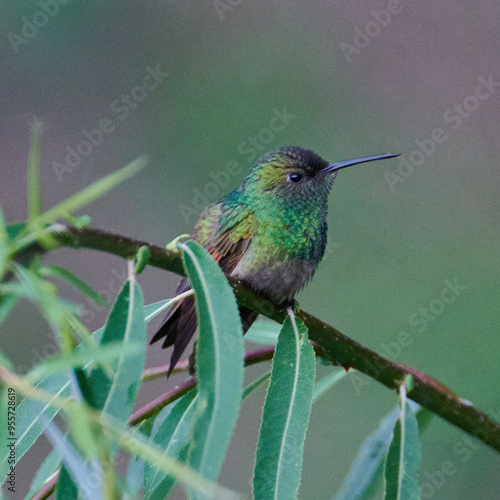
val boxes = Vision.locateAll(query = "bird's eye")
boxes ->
[288,173,304,183]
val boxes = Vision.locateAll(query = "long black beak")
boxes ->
[323,153,400,173]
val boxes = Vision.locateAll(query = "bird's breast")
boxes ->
[230,238,321,304]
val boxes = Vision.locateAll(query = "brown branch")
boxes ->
[129,377,196,426]
[20,224,500,454]
[31,473,57,500]
[132,346,277,424]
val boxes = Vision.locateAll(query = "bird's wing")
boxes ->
[207,227,252,273]
[150,204,256,376]
[194,201,254,273]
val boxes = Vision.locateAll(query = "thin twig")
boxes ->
[133,346,277,423]
[129,377,196,426]
[31,473,57,500]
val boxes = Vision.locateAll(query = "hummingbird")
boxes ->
[151,146,398,375]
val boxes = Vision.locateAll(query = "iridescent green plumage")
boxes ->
[151,146,398,375]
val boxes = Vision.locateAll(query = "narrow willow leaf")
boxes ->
[28,341,141,383]
[124,414,152,500]
[3,287,161,477]
[101,277,146,421]
[88,278,146,416]
[312,368,348,404]
[0,328,105,482]
[179,240,244,495]
[43,421,102,500]
[12,265,92,348]
[145,372,272,498]
[88,282,134,410]
[0,294,19,326]
[0,204,6,239]
[384,401,422,500]
[253,314,316,500]
[65,403,102,459]
[143,289,193,323]
[0,371,70,482]
[144,391,197,499]
[19,157,146,245]
[12,264,64,324]
[124,456,145,500]
[27,121,43,220]
[41,265,106,306]
[101,416,240,500]
[144,298,172,322]
[0,389,9,472]
[5,222,26,241]
[242,371,271,401]
[55,465,78,500]
[24,448,62,500]
[0,352,13,371]
[0,203,8,276]
[333,401,423,500]
[245,319,281,345]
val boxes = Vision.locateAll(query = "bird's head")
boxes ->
[242,146,398,202]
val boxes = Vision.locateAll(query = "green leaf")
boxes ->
[124,455,145,500]
[87,278,146,416]
[242,371,271,400]
[34,156,147,226]
[143,371,273,498]
[0,204,6,239]
[0,294,19,327]
[245,318,281,345]
[144,391,197,499]
[333,401,424,500]
[144,298,172,321]
[24,448,62,500]
[178,240,244,496]
[0,328,106,483]
[101,415,240,500]
[124,417,151,500]
[55,465,78,500]
[0,371,70,482]
[5,222,26,241]
[11,264,91,349]
[74,367,98,409]
[27,120,43,220]
[333,403,402,500]
[28,341,141,383]
[100,277,146,421]
[12,264,63,323]
[65,399,103,459]
[143,291,194,323]
[384,401,422,500]
[43,421,103,500]
[253,314,316,500]
[41,265,106,306]
[0,203,8,276]
[1,290,163,478]
[0,350,13,372]
[312,368,349,404]
[0,388,10,475]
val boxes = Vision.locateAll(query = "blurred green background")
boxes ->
[1,1,499,498]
